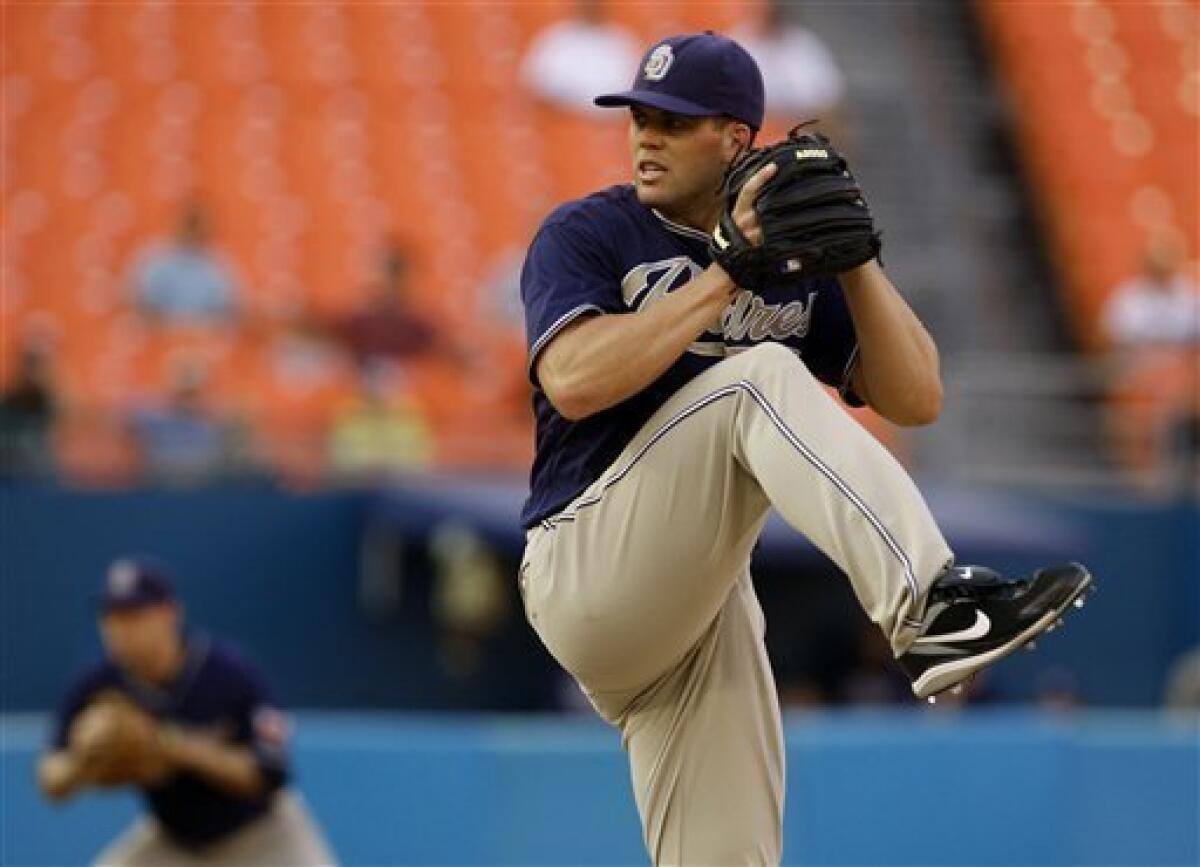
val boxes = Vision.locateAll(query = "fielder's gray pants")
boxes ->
[521,344,953,866]
[93,790,337,866]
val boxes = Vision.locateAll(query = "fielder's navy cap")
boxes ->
[97,557,176,612]
[595,32,765,130]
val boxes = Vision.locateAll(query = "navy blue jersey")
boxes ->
[50,634,289,849]
[520,184,862,528]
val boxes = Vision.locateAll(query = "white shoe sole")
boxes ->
[911,570,1094,700]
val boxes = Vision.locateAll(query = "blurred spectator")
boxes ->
[0,332,59,478]
[737,3,847,132]
[430,522,507,679]
[1103,242,1200,348]
[520,0,638,115]
[326,369,434,478]
[1163,645,1200,711]
[429,521,561,711]
[327,242,443,370]
[126,201,241,324]
[128,357,250,485]
[1103,241,1200,488]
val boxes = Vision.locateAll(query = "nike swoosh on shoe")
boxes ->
[913,609,991,644]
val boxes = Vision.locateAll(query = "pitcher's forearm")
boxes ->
[840,261,942,426]
[539,266,735,419]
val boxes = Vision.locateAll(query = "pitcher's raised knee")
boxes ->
[725,343,819,389]
[730,342,797,372]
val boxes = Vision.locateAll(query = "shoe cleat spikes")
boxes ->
[927,682,966,704]
[1025,640,1037,651]
[1073,596,1087,609]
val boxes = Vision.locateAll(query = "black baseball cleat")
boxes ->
[898,562,1095,701]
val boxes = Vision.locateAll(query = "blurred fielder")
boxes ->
[37,558,336,866]
[517,31,1094,865]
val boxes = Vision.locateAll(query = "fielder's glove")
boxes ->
[710,130,881,286]
[68,691,172,787]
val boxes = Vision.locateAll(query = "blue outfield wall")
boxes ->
[3,483,1197,710]
[2,712,1197,867]
[2,485,372,709]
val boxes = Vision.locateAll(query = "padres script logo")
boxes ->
[621,257,817,357]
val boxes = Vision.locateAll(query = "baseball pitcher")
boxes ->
[517,32,1094,866]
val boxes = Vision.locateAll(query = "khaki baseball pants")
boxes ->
[93,790,337,866]
[520,343,953,866]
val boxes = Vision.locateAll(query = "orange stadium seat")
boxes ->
[510,1,573,44]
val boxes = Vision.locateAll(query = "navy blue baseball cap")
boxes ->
[97,558,176,613]
[595,32,765,131]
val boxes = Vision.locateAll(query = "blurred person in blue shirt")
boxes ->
[128,357,251,485]
[127,201,241,324]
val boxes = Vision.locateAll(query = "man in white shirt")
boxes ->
[520,0,639,115]
[737,3,845,124]
[1104,243,1200,347]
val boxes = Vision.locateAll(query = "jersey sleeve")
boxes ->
[521,217,627,387]
[230,654,291,794]
[799,276,864,407]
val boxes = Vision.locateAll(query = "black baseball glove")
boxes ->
[709,130,880,287]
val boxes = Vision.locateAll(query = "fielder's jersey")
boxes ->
[50,634,290,849]
[521,184,861,528]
